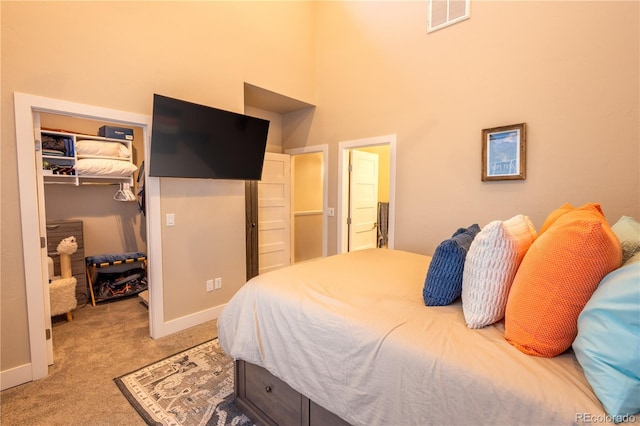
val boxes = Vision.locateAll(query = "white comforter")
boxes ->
[218,249,614,425]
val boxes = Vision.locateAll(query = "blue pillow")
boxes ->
[423,224,481,306]
[573,260,640,421]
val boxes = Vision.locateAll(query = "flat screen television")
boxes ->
[149,94,270,180]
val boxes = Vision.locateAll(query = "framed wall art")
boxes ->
[481,123,526,181]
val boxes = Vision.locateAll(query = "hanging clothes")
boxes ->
[137,161,146,215]
[377,202,389,248]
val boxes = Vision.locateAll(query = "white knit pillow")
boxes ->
[462,215,537,329]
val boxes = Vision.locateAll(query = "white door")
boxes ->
[348,150,379,251]
[258,153,291,274]
[33,113,55,365]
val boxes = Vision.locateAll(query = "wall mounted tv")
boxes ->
[149,94,270,180]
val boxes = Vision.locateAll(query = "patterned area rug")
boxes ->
[114,339,253,426]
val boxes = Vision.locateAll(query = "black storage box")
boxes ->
[98,125,133,141]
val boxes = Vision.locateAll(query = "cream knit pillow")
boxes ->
[462,215,537,329]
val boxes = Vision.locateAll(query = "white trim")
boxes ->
[159,303,226,337]
[145,159,165,337]
[338,150,350,254]
[285,144,329,258]
[14,93,48,381]
[294,210,323,216]
[337,134,396,254]
[31,111,54,365]
[12,93,161,383]
[0,363,33,391]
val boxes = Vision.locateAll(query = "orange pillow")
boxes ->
[538,202,575,234]
[505,203,622,357]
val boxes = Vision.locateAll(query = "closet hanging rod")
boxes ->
[44,181,125,186]
[80,182,123,186]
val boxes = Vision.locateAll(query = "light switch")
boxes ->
[166,213,175,227]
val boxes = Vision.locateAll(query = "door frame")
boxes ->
[12,93,160,386]
[285,145,329,259]
[337,135,396,254]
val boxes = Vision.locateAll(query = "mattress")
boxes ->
[218,249,617,425]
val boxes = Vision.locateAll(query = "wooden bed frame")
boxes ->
[234,360,351,426]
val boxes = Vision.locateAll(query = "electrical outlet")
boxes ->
[206,279,214,292]
[214,277,222,290]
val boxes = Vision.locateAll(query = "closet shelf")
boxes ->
[40,129,136,187]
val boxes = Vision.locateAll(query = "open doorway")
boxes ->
[13,93,155,385]
[287,145,329,263]
[40,112,148,367]
[245,146,328,279]
[338,135,396,254]
[287,145,328,263]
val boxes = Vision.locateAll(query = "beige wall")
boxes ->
[2,2,315,373]
[285,1,639,256]
[294,214,323,262]
[293,153,323,211]
[2,1,639,378]
[246,106,284,154]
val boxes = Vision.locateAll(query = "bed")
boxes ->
[218,245,636,426]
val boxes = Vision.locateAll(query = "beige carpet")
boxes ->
[0,296,217,425]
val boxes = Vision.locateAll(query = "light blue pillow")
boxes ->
[423,224,480,306]
[573,261,640,421]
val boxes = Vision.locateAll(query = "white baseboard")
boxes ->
[154,303,226,338]
[0,363,33,391]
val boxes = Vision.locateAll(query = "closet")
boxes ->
[14,93,158,383]
[39,112,148,308]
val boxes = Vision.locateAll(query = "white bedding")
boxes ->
[74,158,137,177]
[218,249,618,426]
[76,139,131,158]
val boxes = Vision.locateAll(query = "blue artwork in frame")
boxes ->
[482,123,526,181]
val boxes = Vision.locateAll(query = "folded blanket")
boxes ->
[85,251,146,267]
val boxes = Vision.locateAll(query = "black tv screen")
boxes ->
[149,94,269,180]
